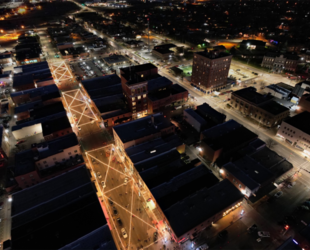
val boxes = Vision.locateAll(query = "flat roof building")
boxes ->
[200,120,258,162]
[113,113,175,153]
[191,50,232,92]
[231,87,290,127]
[11,165,113,250]
[277,111,310,155]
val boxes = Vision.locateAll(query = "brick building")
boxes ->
[120,63,159,119]
[261,53,300,73]
[191,50,232,92]
[231,87,290,127]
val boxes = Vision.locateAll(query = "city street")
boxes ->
[85,146,171,250]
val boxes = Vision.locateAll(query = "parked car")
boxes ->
[274,191,283,198]
[258,231,270,237]
[113,206,118,215]
[101,181,106,188]
[218,230,228,238]
[108,197,113,205]
[117,217,123,226]
[247,224,258,233]
[287,182,296,188]
[121,228,128,238]
[153,232,158,242]
[97,172,102,178]
[124,177,128,185]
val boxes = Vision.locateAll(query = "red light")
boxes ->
[285,225,289,230]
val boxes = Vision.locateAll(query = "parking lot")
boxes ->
[229,64,260,84]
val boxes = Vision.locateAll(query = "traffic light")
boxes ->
[285,225,289,230]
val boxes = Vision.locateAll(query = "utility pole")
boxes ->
[147,18,150,52]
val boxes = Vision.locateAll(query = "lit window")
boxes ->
[138,96,141,99]
[132,97,135,101]
[132,102,136,106]
[143,94,146,98]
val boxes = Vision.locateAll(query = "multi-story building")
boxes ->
[183,103,226,132]
[12,62,54,92]
[13,133,83,189]
[200,120,258,163]
[42,115,73,141]
[231,87,290,127]
[220,138,293,198]
[113,113,175,156]
[120,63,157,118]
[10,165,116,250]
[121,138,243,243]
[277,111,310,155]
[191,50,232,92]
[261,53,299,73]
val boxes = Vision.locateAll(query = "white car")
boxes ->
[258,231,270,238]
[101,181,106,188]
[124,177,128,185]
[97,172,102,178]
[121,228,128,239]
[0,99,9,105]
[274,191,283,198]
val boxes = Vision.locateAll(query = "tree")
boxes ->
[266,139,277,150]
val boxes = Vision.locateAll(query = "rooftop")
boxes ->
[201,120,241,139]
[196,103,226,124]
[152,164,219,210]
[196,50,231,60]
[284,111,310,135]
[259,100,289,115]
[225,155,274,189]
[13,68,52,87]
[13,61,49,74]
[126,135,183,165]
[36,133,79,160]
[140,158,192,190]
[42,115,71,136]
[94,94,125,114]
[135,150,181,173]
[250,147,293,178]
[184,109,207,126]
[158,179,243,237]
[232,87,273,105]
[153,48,174,54]
[11,84,59,98]
[101,109,131,120]
[11,166,107,250]
[113,113,172,143]
[202,125,257,151]
[59,225,117,250]
[147,76,172,92]
[266,84,291,95]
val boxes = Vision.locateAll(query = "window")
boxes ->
[74,150,78,153]
[138,96,141,100]
[68,152,71,155]
[132,97,135,101]
[132,102,136,106]
[239,184,242,188]
[143,94,146,98]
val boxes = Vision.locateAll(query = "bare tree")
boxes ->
[266,139,277,149]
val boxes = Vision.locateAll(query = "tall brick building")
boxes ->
[120,63,188,119]
[191,50,232,92]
